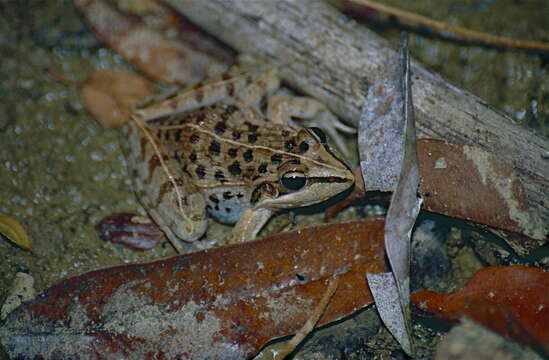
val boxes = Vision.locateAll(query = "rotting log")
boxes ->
[163,0,548,251]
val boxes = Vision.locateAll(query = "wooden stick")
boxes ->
[342,0,549,52]
[273,276,340,360]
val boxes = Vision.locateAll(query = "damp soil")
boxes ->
[0,1,547,359]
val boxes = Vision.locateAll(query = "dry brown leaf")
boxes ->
[0,219,386,359]
[73,0,229,85]
[326,139,547,254]
[95,212,164,250]
[417,139,547,253]
[80,69,155,128]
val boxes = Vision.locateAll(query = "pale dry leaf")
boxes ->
[0,215,31,250]
[361,33,418,356]
[0,272,36,320]
[80,69,155,128]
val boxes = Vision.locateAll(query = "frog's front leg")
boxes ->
[267,96,355,157]
[230,208,273,244]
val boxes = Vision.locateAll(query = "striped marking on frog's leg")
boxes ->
[121,119,207,251]
[133,68,280,122]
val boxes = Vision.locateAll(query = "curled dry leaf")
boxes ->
[0,215,31,250]
[95,212,165,251]
[80,69,155,128]
[361,33,418,356]
[0,219,386,359]
[411,265,549,353]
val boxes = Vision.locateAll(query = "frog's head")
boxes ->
[255,127,354,210]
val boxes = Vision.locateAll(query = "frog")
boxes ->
[120,67,355,252]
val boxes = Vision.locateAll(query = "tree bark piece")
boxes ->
[163,0,548,248]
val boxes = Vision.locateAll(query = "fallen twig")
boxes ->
[337,0,549,52]
[273,276,340,359]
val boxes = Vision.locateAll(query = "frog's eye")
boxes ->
[308,127,327,145]
[280,171,307,191]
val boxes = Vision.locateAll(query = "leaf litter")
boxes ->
[0,219,387,359]
[360,33,420,356]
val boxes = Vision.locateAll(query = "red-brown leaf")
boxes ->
[0,219,386,359]
[411,265,549,353]
[417,140,546,253]
[325,139,547,254]
[95,213,164,251]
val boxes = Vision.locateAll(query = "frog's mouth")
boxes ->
[306,176,351,185]
[252,175,353,210]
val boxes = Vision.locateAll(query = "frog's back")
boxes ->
[145,103,305,188]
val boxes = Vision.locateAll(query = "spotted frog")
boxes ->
[121,68,354,252]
